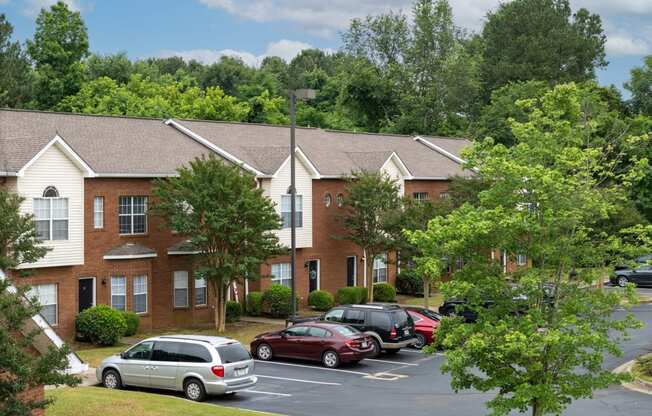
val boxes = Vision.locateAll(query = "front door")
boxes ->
[346,256,356,286]
[78,278,95,312]
[308,260,319,292]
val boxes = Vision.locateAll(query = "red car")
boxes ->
[250,322,374,368]
[405,307,441,349]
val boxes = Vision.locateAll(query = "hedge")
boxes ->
[246,291,263,316]
[226,301,242,323]
[373,283,396,302]
[122,311,140,337]
[262,284,293,318]
[308,290,335,311]
[336,287,368,305]
[75,305,127,346]
[396,270,422,295]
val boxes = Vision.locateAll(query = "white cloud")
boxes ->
[605,33,650,56]
[158,39,319,67]
[574,0,652,16]
[22,0,84,17]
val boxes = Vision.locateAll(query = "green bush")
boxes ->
[122,311,140,337]
[373,283,396,302]
[226,301,242,323]
[308,290,335,311]
[396,270,422,295]
[262,284,293,318]
[354,287,368,304]
[75,305,127,346]
[336,287,359,305]
[246,291,263,316]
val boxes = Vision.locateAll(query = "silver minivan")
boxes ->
[96,335,257,401]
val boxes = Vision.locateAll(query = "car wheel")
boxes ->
[322,350,340,368]
[412,334,426,349]
[102,369,122,390]
[618,276,629,287]
[184,378,206,402]
[256,343,273,361]
[369,338,381,358]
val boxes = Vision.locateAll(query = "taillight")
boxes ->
[211,365,224,378]
[346,338,363,349]
[390,327,397,339]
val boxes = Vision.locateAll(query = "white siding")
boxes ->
[16,144,85,268]
[262,156,313,248]
[381,157,405,195]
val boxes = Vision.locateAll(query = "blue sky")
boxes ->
[1,0,650,96]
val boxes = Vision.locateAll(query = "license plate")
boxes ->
[361,341,368,348]
[234,368,248,377]
[403,329,410,336]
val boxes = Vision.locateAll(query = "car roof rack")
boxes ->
[158,335,212,343]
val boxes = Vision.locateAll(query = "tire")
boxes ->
[102,369,122,390]
[369,338,381,358]
[184,378,206,402]
[618,276,629,287]
[384,348,400,355]
[256,343,273,361]
[322,350,340,368]
[412,333,426,349]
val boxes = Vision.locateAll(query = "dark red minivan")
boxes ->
[250,322,374,368]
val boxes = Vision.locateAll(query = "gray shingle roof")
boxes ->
[104,243,157,259]
[0,109,472,178]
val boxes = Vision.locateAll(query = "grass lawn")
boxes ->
[396,293,444,309]
[45,387,274,416]
[75,321,285,368]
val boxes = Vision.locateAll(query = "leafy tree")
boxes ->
[85,52,134,84]
[408,83,648,416]
[625,55,652,116]
[480,0,606,97]
[247,90,288,125]
[27,1,89,109]
[0,189,79,415]
[339,171,402,303]
[201,56,254,97]
[0,14,33,108]
[152,156,283,331]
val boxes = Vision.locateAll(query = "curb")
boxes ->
[613,360,652,395]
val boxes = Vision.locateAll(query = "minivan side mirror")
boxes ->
[120,352,127,359]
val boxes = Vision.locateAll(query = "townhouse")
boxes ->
[0,109,471,339]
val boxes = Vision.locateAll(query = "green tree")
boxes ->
[625,55,652,116]
[201,56,254,97]
[480,0,606,97]
[408,83,648,416]
[27,1,89,109]
[85,52,134,84]
[0,189,79,415]
[339,171,402,303]
[152,156,283,331]
[0,14,33,108]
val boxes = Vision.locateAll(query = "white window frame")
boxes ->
[28,283,58,325]
[118,196,148,235]
[111,276,127,311]
[413,192,429,201]
[133,275,148,314]
[372,253,388,284]
[439,192,450,199]
[93,196,104,229]
[173,271,189,308]
[271,263,292,288]
[33,196,69,241]
[516,254,527,266]
[195,277,207,306]
[280,194,302,229]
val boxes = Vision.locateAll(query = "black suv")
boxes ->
[296,304,417,356]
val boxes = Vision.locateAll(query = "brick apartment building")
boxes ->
[0,108,473,339]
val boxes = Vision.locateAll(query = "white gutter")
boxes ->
[103,253,157,260]
[413,136,466,165]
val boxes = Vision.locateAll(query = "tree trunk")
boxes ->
[423,279,430,309]
[531,400,543,416]
[367,254,375,303]
[217,283,226,332]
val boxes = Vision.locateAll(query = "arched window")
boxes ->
[42,186,59,198]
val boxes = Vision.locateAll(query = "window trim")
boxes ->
[516,254,527,266]
[133,275,148,314]
[173,271,189,308]
[29,283,58,326]
[111,276,127,311]
[93,196,104,229]
[33,195,69,241]
[372,253,388,284]
[413,192,429,201]
[194,277,207,306]
[118,196,148,235]
[271,262,292,288]
[280,194,303,229]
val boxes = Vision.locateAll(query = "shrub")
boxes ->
[262,284,293,318]
[122,311,140,337]
[373,283,396,302]
[336,287,359,305]
[308,290,335,311]
[396,270,422,296]
[226,301,242,323]
[354,287,368,304]
[246,291,263,316]
[75,305,127,346]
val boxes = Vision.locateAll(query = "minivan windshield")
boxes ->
[216,343,251,364]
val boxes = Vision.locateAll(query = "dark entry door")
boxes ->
[308,260,319,292]
[78,278,94,312]
[346,256,356,286]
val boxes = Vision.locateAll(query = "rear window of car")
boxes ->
[418,309,441,321]
[216,343,251,364]
[333,325,360,337]
[369,311,392,331]
[392,310,411,328]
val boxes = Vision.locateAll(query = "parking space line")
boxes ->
[365,358,419,366]
[242,389,292,397]
[257,375,342,386]
[254,360,371,376]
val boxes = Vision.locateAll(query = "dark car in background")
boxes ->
[293,304,417,356]
[611,262,652,287]
[404,307,441,349]
[251,322,374,368]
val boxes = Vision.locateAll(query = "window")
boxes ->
[284,326,310,336]
[271,263,291,288]
[152,341,181,362]
[34,186,68,241]
[392,310,411,327]
[413,192,429,201]
[373,253,388,283]
[308,327,331,338]
[125,341,153,360]
[133,275,147,314]
[336,193,344,208]
[516,254,527,266]
[173,271,189,308]
[333,326,360,336]
[177,343,212,363]
[439,192,450,199]
[343,309,366,325]
[111,276,126,311]
[280,194,302,228]
[216,343,251,364]
[28,283,57,325]
[119,196,148,234]
[324,308,344,322]
[93,196,104,229]
[323,193,332,207]
[195,277,207,306]
[369,311,392,331]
